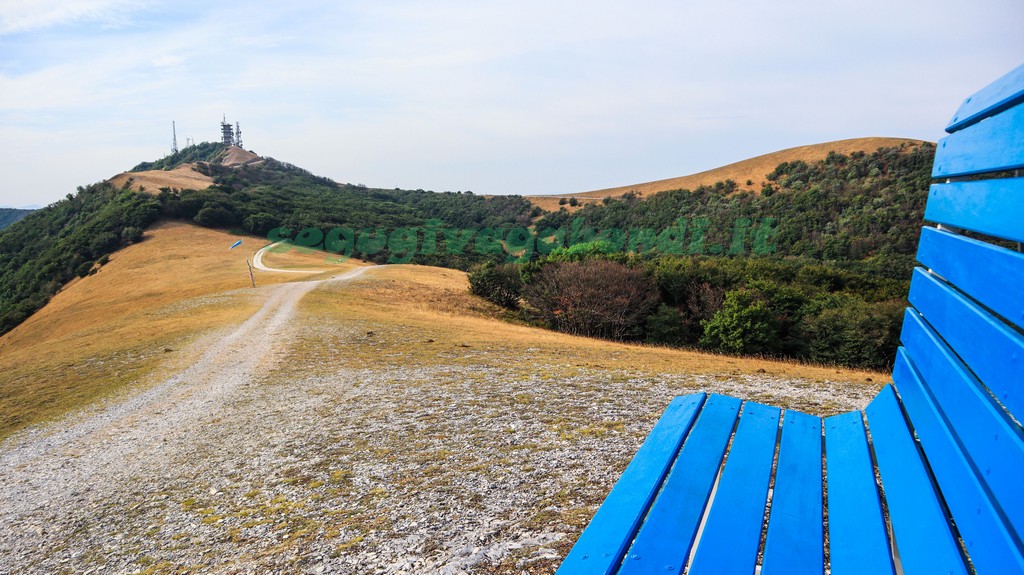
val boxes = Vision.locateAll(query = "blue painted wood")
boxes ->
[893,344,1024,573]
[761,411,824,575]
[824,410,895,575]
[617,394,741,575]
[908,267,1024,426]
[925,178,1024,243]
[864,386,968,575]
[933,102,1024,178]
[688,402,781,575]
[555,393,706,575]
[916,227,1024,331]
[899,309,1024,551]
[946,63,1024,132]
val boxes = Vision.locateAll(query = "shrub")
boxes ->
[700,289,780,355]
[468,262,523,309]
[523,260,659,340]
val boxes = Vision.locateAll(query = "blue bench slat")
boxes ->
[924,178,1024,243]
[916,227,1024,332]
[617,394,741,575]
[688,402,781,575]
[946,63,1024,132]
[824,410,895,575]
[864,386,968,575]
[761,411,824,575]
[909,267,1024,426]
[893,345,1024,574]
[900,310,1024,549]
[932,102,1024,178]
[555,393,707,575]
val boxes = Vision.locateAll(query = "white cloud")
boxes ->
[0,0,146,35]
[0,0,1022,206]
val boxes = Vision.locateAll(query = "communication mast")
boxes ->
[172,121,179,154]
[235,122,243,149]
[221,115,234,146]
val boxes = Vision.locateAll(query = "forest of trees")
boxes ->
[468,143,936,370]
[0,208,32,231]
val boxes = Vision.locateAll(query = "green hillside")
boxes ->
[0,208,32,230]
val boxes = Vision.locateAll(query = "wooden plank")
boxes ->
[932,103,1024,178]
[617,394,741,575]
[824,410,895,575]
[946,63,1024,132]
[909,267,1024,426]
[916,227,1024,332]
[888,343,1024,572]
[555,393,706,575]
[688,401,781,575]
[924,178,1024,243]
[761,411,824,575]
[864,385,968,575]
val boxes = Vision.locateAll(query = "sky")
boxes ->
[1,1,1022,208]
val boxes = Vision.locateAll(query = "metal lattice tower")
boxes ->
[172,121,179,154]
[221,115,234,146]
[235,122,242,149]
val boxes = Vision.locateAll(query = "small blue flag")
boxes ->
[229,240,243,250]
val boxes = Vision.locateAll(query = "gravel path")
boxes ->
[0,267,878,575]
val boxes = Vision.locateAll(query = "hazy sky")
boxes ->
[1,1,1022,208]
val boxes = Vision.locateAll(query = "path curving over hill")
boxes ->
[0,267,371,569]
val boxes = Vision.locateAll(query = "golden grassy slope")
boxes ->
[0,222,349,440]
[526,137,928,212]
[0,224,886,441]
[108,164,214,193]
[293,263,886,395]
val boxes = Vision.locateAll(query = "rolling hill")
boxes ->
[525,137,927,212]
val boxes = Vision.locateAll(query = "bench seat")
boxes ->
[556,63,1024,575]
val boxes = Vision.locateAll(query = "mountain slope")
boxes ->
[526,137,927,211]
[0,208,32,230]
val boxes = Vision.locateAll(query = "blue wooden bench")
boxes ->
[556,64,1024,575]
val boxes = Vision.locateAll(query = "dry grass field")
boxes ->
[0,221,355,440]
[108,164,214,193]
[0,223,891,574]
[0,222,885,442]
[525,137,927,212]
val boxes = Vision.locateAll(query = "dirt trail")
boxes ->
[0,268,370,561]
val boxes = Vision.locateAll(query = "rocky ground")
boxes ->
[0,273,879,575]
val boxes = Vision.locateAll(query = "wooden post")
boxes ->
[246,258,256,288]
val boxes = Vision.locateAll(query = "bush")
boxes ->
[799,295,903,370]
[523,260,659,340]
[468,262,523,309]
[700,289,780,355]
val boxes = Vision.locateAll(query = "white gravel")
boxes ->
[0,267,878,575]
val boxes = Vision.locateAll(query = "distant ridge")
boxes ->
[527,137,929,212]
[0,208,32,230]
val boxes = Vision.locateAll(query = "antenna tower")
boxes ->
[172,121,179,154]
[235,122,243,149]
[221,114,234,146]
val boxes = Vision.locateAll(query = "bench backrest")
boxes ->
[894,62,1024,573]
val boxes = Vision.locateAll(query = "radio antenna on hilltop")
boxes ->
[235,122,242,149]
[221,114,235,146]
[171,121,179,154]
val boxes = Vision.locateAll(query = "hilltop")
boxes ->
[108,144,260,193]
[526,137,927,212]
